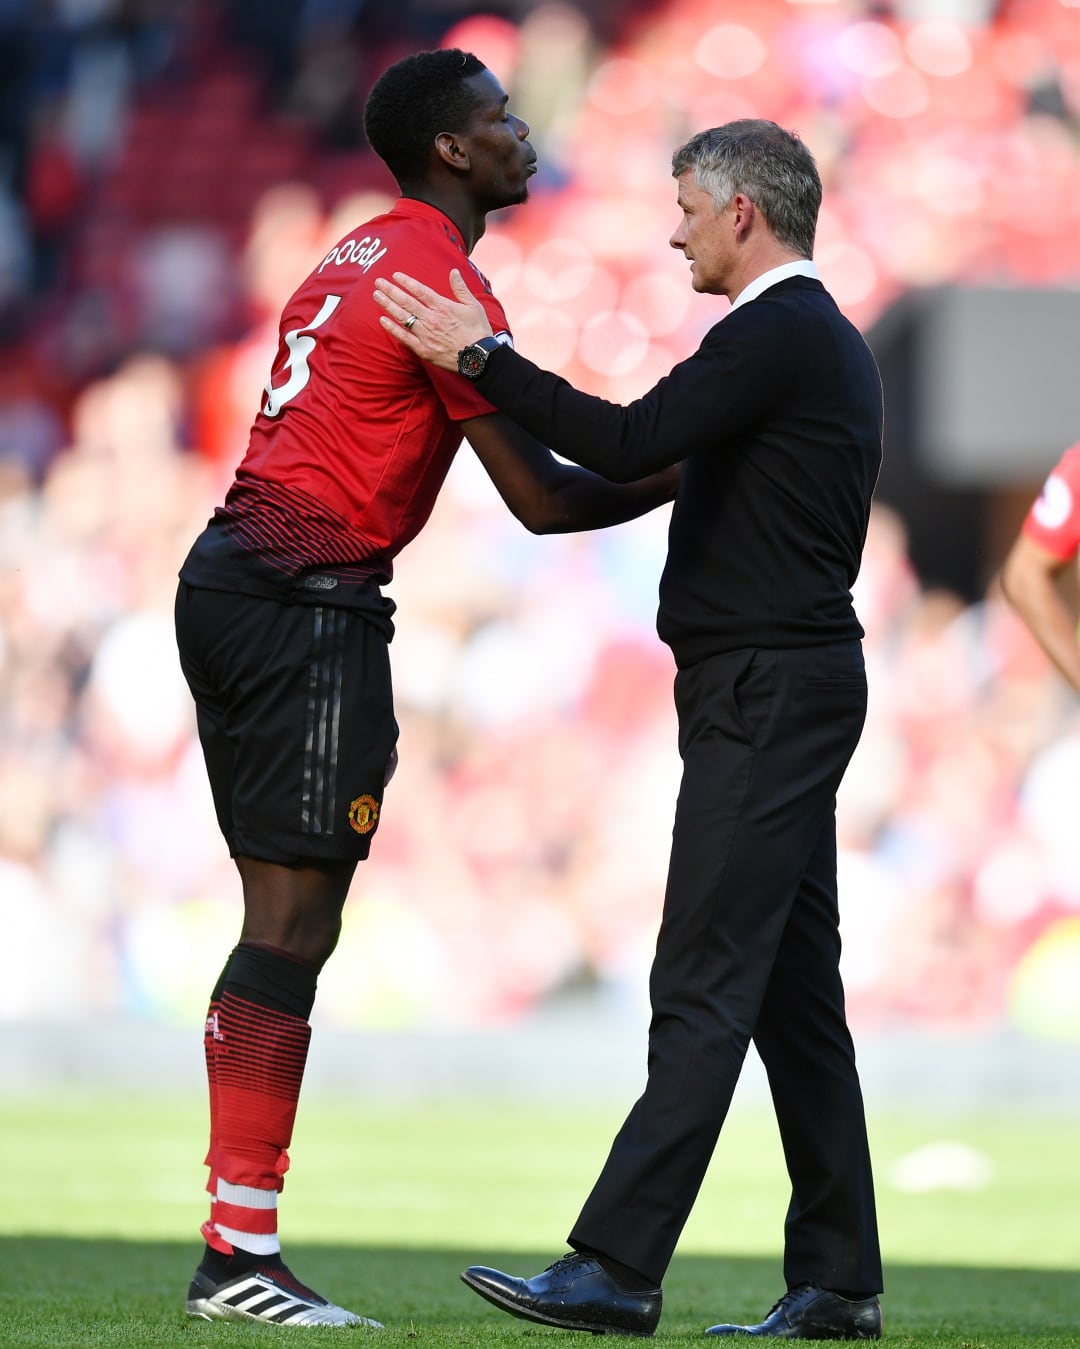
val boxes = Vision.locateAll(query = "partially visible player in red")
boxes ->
[175,48,678,1328]
[1002,441,1080,693]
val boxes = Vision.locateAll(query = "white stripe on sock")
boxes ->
[216,1223,280,1255]
[216,1179,279,1209]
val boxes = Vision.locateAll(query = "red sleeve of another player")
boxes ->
[1022,443,1080,561]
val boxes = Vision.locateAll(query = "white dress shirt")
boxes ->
[729,259,819,312]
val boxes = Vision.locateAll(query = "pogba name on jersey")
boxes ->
[318,235,388,275]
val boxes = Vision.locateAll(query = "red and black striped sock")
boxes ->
[201,942,318,1255]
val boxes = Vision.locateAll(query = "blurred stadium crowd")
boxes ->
[2,0,1080,1041]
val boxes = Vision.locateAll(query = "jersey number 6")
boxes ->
[262,294,343,418]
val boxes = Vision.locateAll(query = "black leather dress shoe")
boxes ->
[461,1253,662,1336]
[705,1284,882,1339]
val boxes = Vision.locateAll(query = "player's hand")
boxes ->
[374,269,493,372]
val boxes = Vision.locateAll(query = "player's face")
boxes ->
[460,69,537,210]
[669,171,737,297]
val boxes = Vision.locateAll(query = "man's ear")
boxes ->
[435,132,469,171]
[732,192,756,242]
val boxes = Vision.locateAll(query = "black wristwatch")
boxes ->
[458,335,504,381]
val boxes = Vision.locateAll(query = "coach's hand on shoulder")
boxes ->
[374,269,493,371]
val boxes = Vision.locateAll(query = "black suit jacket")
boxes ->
[473,276,883,669]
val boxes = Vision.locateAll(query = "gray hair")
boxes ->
[671,120,822,258]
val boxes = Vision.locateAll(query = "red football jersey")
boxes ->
[1022,442,1080,561]
[181,198,510,605]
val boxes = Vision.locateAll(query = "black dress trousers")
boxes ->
[569,640,882,1295]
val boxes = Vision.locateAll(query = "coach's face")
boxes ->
[669,170,738,297]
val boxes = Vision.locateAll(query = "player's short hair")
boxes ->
[364,48,488,188]
[672,120,822,259]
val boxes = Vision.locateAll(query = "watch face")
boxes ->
[458,344,487,380]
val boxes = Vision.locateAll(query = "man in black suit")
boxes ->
[375,119,884,1341]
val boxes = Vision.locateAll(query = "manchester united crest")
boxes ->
[348,794,380,835]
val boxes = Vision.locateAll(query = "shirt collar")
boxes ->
[729,259,818,312]
[391,197,468,254]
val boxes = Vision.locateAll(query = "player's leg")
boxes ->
[191,858,387,1326]
[176,583,396,1325]
[202,859,353,1255]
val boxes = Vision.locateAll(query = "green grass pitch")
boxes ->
[2,1091,1078,1347]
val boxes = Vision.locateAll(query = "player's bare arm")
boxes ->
[374,269,680,527]
[1001,532,1080,693]
[464,413,680,534]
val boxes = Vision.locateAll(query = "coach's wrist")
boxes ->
[458,336,505,381]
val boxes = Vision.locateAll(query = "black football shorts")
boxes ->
[175,582,398,864]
